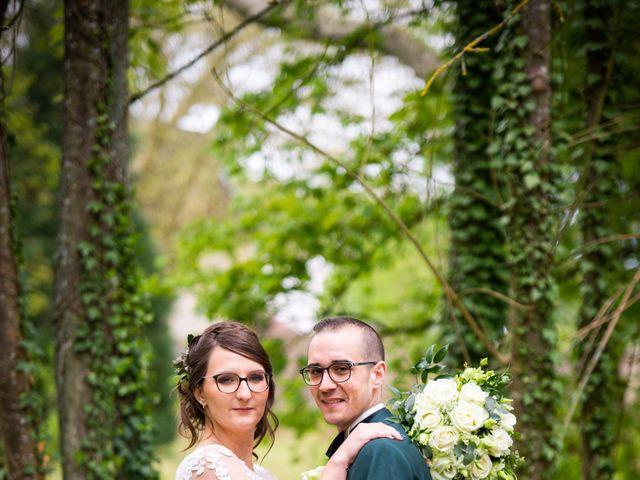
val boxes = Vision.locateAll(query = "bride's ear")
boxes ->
[194,386,206,408]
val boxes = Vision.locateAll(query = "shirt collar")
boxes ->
[345,403,385,438]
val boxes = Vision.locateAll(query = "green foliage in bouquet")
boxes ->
[389,345,524,480]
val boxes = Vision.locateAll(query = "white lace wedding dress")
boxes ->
[176,444,277,480]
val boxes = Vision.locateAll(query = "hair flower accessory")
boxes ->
[389,345,524,480]
[173,333,196,384]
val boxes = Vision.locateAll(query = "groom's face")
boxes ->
[306,326,382,432]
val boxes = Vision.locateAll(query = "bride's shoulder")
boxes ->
[175,444,236,480]
[175,444,277,480]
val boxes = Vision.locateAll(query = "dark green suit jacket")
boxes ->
[326,408,432,480]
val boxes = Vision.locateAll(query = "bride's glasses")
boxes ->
[202,371,271,393]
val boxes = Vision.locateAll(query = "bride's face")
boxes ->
[196,347,270,434]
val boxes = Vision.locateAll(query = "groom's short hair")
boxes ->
[312,316,385,361]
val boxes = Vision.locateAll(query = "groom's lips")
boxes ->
[321,398,345,406]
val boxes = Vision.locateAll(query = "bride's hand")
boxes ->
[320,423,402,479]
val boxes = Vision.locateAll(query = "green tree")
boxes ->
[573,1,639,478]
[55,0,157,477]
[0,1,47,478]
[490,1,559,478]
[447,0,508,364]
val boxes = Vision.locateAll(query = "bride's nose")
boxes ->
[236,380,252,399]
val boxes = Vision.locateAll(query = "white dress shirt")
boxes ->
[345,402,386,438]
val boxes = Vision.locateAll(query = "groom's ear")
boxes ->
[371,361,387,388]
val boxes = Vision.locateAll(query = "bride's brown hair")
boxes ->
[175,321,279,453]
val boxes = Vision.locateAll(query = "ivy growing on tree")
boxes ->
[446,0,508,365]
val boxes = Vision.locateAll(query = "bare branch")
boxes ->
[420,0,530,96]
[574,290,640,343]
[221,0,440,78]
[128,2,279,105]
[561,269,640,439]
[458,287,532,311]
[582,233,640,248]
[0,0,22,30]
[557,233,640,265]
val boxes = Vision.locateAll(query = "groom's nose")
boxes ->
[318,371,337,391]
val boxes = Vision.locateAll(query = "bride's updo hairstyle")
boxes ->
[174,321,279,451]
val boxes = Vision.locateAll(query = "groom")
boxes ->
[300,316,432,479]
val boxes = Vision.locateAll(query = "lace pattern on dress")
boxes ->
[176,443,274,480]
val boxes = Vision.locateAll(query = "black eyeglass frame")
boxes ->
[201,372,272,394]
[298,361,377,386]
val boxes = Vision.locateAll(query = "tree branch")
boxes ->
[221,0,440,78]
[128,2,280,105]
[420,0,530,96]
[561,269,640,440]
[458,287,532,311]
[1,0,22,31]
[574,290,640,343]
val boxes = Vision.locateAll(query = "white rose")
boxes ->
[415,391,438,413]
[422,379,459,405]
[428,426,459,453]
[488,429,513,456]
[500,412,517,432]
[459,382,488,406]
[469,453,492,480]
[430,455,458,480]
[416,404,442,431]
[451,401,489,433]
[301,465,325,480]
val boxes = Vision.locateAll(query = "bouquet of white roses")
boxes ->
[389,345,523,480]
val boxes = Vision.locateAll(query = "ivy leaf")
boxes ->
[523,172,541,190]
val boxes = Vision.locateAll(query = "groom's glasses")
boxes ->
[299,361,377,386]
[202,372,271,394]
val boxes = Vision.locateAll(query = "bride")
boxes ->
[175,321,401,480]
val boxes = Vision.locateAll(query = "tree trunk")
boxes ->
[56,0,130,477]
[0,72,43,480]
[493,1,556,478]
[577,1,626,478]
[0,2,44,477]
[448,0,507,364]
[512,1,555,478]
